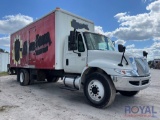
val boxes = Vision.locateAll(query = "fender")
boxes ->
[80,59,120,86]
[88,59,119,74]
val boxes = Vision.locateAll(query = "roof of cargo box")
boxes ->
[11,8,94,35]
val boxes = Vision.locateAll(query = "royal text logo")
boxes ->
[125,106,157,118]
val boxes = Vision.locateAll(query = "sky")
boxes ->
[0,0,160,60]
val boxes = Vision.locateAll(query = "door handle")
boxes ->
[66,59,69,66]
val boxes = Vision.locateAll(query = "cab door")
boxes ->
[64,33,87,73]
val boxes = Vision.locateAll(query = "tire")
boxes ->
[7,64,11,75]
[7,68,13,75]
[119,91,139,97]
[19,69,29,86]
[84,72,116,108]
[46,76,59,83]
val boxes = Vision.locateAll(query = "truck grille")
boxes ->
[142,80,149,85]
[135,58,150,76]
[129,81,139,86]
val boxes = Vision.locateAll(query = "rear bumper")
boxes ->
[111,75,151,91]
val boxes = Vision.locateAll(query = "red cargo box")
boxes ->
[10,12,55,69]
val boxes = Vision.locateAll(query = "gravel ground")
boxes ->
[0,69,159,120]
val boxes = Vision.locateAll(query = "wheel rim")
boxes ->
[20,72,24,83]
[88,80,105,102]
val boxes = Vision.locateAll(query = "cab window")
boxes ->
[78,34,85,52]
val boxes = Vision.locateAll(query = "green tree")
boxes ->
[0,48,5,52]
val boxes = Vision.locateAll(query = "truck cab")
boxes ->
[63,29,151,108]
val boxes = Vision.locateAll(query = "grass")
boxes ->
[0,72,8,77]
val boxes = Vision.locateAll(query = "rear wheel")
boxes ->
[84,72,116,108]
[7,68,13,75]
[19,69,29,86]
[119,91,139,97]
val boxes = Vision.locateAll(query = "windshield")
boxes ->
[83,32,115,51]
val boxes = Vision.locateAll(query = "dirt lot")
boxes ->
[0,69,159,120]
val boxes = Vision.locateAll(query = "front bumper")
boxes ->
[111,75,151,91]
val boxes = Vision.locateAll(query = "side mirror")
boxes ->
[68,30,77,50]
[118,44,128,66]
[118,44,125,52]
[69,31,76,44]
[143,51,148,58]
[68,36,77,50]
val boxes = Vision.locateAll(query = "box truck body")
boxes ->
[9,8,151,108]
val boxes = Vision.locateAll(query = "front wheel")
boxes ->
[119,91,139,97]
[84,72,116,108]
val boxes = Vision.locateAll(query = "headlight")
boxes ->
[114,69,139,76]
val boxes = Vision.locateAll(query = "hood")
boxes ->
[87,50,133,69]
[87,50,150,76]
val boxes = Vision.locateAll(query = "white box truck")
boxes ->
[8,8,151,108]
